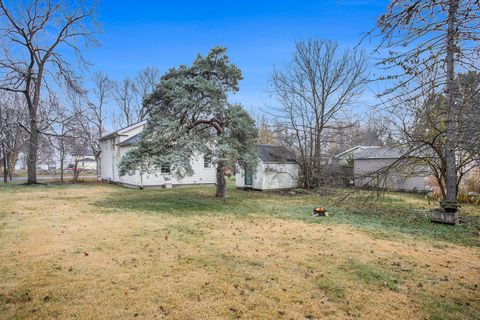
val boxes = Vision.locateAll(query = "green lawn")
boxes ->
[91,182,480,247]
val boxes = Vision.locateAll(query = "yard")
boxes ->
[0,182,479,319]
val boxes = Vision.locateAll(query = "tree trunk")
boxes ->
[2,143,7,183]
[73,159,80,182]
[7,153,12,181]
[60,155,64,183]
[7,152,17,181]
[95,155,100,179]
[215,160,226,198]
[26,63,45,185]
[435,174,446,200]
[441,0,459,220]
[314,130,322,188]
[26,112,38,184]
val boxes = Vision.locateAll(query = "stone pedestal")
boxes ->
[430,211,459,225]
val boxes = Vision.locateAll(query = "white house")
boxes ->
[98,121,216,188]
[236,145,299,190]
[73,153,97,171]
[353,147,431,192]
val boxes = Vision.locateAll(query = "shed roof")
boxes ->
[257,145,297,163]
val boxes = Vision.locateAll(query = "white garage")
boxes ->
[354,147,431,192]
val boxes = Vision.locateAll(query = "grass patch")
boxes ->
[323,208,480,246]
[315,276,346,301]
[1,183,479,319]
[95,184,480,246]
[424,296,479,320]
[348,261,399,291]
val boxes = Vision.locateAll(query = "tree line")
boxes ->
[261,0,479,224]
[0,0,163,182]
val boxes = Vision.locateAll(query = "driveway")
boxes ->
[5,175,97,182]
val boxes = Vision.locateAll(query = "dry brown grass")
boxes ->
[1,184,479,319]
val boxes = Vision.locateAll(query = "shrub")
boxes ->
[425,170,480,205]
[425,176,443,202]
[462,169,480,193]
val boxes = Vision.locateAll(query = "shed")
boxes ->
[236,145,299,190]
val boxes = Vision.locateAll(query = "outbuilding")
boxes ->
[236,145,299,190]
[353,147,431,192]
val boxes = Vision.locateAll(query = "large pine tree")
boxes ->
[119,47,258,197]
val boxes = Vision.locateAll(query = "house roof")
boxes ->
[117,133,142,147]
[257,145,297,163]
[99,121,147,141]
[336,146,382,158]
[117,138,298,163]
[354,147,406,160]
[98,131,127,141]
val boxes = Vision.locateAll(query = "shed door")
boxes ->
[244,169,253,186]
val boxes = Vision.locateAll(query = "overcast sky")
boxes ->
[81,0,389,130]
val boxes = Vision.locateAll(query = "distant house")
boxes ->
[98,121,216,188]
[73,154,97,171]
[236,145,299,190]
[353,147,431,192]
[336,146,382,165]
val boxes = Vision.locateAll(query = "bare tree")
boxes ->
[328,113,392,156]
[67,118,91,182]
[88,72,114,138]
[86,72,114,175]
[134,67,160,120]
[66,86,97,182]
[371,0,480,219]
[256,116,278,145]
[45,94,80,182]
[271,39,367,189]
[113,78,137,128]
[365,70,480,221]
[112,68,160,128]
[0,0,98,184]
[458,71,480,160]
[0,91,27,181]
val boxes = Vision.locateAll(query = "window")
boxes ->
[204,156,212,168]
[111,139,115,151]
[161,163,171,174]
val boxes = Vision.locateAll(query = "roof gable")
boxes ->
[336,146,382,158]
[117,133,141,147]
[99,121,147,141]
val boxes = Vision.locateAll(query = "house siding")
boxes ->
[354,158,430,192]
[99,123,216,187]
[236,162,298,190]
[235,162,264,189]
